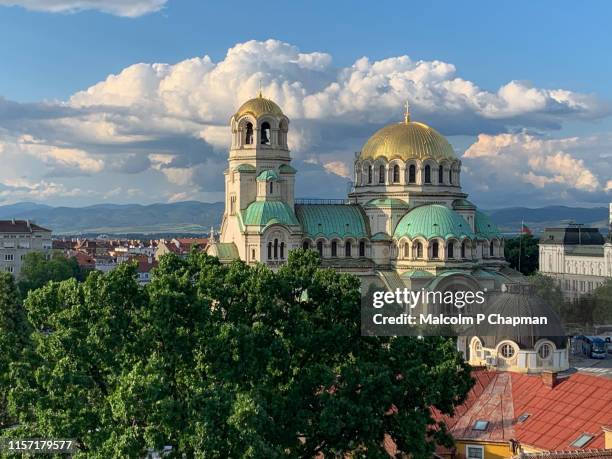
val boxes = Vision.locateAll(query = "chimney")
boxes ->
[541,371,558,389]
[604,425,612,449]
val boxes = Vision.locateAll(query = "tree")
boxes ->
[17,251,84,295]
[8,250,473,458]
[529,273,565,314]
[593,279,612,324]
[504,234,539,275]
[0,273,30,430]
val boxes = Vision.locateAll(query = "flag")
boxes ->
[521,222,532,235]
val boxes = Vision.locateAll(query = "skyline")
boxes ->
[0,0,611,208]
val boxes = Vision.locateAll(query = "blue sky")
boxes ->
[0,0,611,208]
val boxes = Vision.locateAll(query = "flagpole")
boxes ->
[518,218,523,274]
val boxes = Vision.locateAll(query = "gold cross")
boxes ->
[404,100,411,123]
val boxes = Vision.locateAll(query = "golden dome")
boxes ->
[360,120,456,162]
[234,93,284,119]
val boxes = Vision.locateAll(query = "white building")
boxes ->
[539,207,612,299]
[0,219,52,276]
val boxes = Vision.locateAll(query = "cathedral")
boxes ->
[207,93,569,374]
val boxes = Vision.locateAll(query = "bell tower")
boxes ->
[219,93,298,252]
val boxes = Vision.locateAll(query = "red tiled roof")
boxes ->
[435,370,612,453]
[511,372,612,451]
[514,450,612,459]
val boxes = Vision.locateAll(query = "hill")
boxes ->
[0,202,608,236]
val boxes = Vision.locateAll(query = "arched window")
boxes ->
[359,240,366,257]
[500,343,515,359]
[408,165,416,183]
[245,122,254,145]
[538,343,552,360]
[414,242,423,259]
[461,241,466,259]
[368,165,373,184]
[449,169,453,184]
[317,240,324,256]
[393,164,400,183]
[345,241,352,257]
[379,165,385,184]
[273,238,278,259]
[251,248,255,260]
[303,240,310,250]
[280,242,285,259]
[448,243,454,259]
[269,181,273,194]
[267,241,272,259]
[432,241,439,259]
[438,165,444,184]
[424,165,431,184]
[490,241,495,257]
[403,242,409,258]
[331,240,338,257]
[261,122,271,145]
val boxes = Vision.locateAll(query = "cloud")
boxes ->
[462,132,612,207]
[0,39,610,206]
[0,0,167,17]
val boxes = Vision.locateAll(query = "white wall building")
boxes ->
[0,220,52,276]
[539,206,612,299]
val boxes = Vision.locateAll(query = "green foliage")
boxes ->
[504,234,539,275]
[528,273,565,314]
[17,251,85,295]
[593,279,612,324]
[0,273,29,430]
[7,250,473,458]
[529,274,612,328]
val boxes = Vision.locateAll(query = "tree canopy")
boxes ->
[17,251,85,296]
[5,250,473,458]
[505,234,539,275]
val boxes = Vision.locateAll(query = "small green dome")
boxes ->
[474,211,502,240]
[393,204,474,240]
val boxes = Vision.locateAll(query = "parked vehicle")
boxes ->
[572,335,607,359]
[583,336,607,359]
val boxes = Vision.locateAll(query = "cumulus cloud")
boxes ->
[462,132,612,207]
[0,39,610,206]
[0,0,166,17]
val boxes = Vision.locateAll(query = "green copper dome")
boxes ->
[393,204,474,240]
[474,210,502,240]
[242,201,299,227]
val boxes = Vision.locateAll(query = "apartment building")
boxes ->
[0,220,52,276]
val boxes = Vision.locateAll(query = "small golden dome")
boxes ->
[234,93,284,119]
[360,121,456,162]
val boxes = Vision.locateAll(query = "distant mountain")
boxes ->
[0,201,224,235]
[483,205,609,234]
[0,202,608,236]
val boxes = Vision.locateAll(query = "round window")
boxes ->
[500,343,515,359]
[538,343,552,359]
